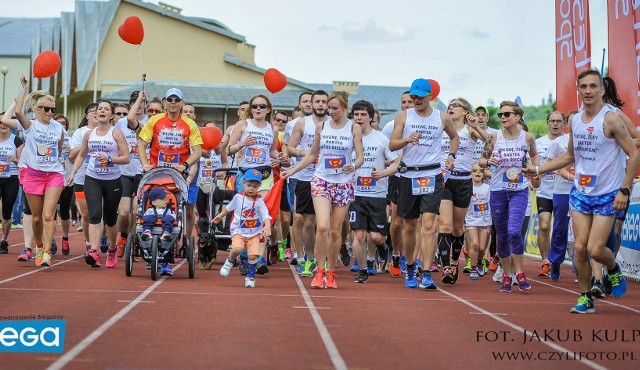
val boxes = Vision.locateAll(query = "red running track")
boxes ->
[0,228,638,370]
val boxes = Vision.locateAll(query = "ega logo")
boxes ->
[0,320,65,353]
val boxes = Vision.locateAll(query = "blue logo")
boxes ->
[0,320,65,353]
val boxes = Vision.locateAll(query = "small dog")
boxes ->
[197,218,217,270]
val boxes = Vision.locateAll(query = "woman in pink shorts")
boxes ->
[283,91,364,289]
[5,76,65,267]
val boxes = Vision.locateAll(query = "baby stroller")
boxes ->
[196,167,237,267]
[124,167,195,280]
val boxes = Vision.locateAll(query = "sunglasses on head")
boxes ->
[39,106,56,113]
[147,109,161,114]
[166,97,182,103]
[497,111,516,119]
[252,104,268,110]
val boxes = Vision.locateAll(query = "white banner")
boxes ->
[617,186,640,280]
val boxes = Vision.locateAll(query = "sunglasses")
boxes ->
[147,109,161,114]
[274,118,287,123]
[166,97,182,103]
[472,169,484,173]
[115,112,127,116]
[252,104,268,110]
[39,106,56,113]
[497,112,516,119]
[448,102,463,109]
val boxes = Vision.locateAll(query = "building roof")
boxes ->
[0,18,57,56]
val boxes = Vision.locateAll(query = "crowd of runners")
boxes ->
[0,69,634,314]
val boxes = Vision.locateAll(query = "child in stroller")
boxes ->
[142,188,176,242]
[213,169,271,287]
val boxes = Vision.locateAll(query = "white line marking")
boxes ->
[45,260,185,370]
[289,264,347,370]
[469,312,507,316]
[529,277,640,314]
[293,306,331,310]
[437,287,608,370]
[0,256,84,285]
[116,300,155,304]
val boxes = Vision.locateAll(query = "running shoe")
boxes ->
[325,271,337,289]
[418,272,437,290]
[220,259,234,277]
[511,273,519,286]
[256,257,269,274]
[339,243,350,266]
[268,244,279,265]
[0,240,8,254]
[366,260,376,276]
[238,255,248,275]
[538,261,551,277]
[603,274,613,295]
[354,269,368,283]
[311,269,325,288]
[488,256,499,272]
[278,244,285,262]
[160,263,173,276]
[301,259,316,277]
[570,295,595,314]
[50,238,58,256]
[400,255,407,273]
[77,224,83,232]
[244,277,256,288]
[429,262,438,272]
[405,265,418,289]
[389,256,401,277]
[117,236,127,258]
[34,248,44,267]
[100,235,109,253]
[500,274,512,292]
[451,263,459,284]
[493,265,504,283]
[476,263,486,277]
[469,268,479,280]
[550,262,561,281]
[40,251,52,267]
[591,280,605,299]
[441,266,454,284]
[350,260,360,273]
[61,238,70,256]
[516,272,531,291]
[106,246,117,268]
[85,250,101,268]
[17,248,33,262]
[284,248,293,260]
[462,259,472,273]
[290,257,298,266]
[607,268,627,299]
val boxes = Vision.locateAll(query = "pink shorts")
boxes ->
[311,175,355,208]
[22,166,64,196]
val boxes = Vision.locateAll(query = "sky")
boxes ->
[0,0,609,108]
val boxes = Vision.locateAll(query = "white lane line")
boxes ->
[289,265,348,370]
[529,277,640,314]
[0,256,84,285]
[293,306,331,310]
[45,260,185,370]
[437,287,608,370]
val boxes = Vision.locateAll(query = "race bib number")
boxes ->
[93,158,115,174]
[324,156,346,175]
[577,174,597,194]
[473,203,490,216]
[0,163,10,178]
[158,151,180,167]
[244,147,268,165]
[412,176,435,195]
[355,176,377,192]
[501,167,523,190]
[129,145,139,159]
[36,145,58,163]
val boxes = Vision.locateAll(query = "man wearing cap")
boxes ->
[139,88,203,275]
[389,78,459,290]
[115,90,151,257]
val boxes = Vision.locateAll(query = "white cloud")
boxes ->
[341,19,413,43]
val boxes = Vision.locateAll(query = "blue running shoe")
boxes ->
[160,263,173,276]
[297,259,306,275]
[400,255,407,273]
[570,295,595,314]
[550,262,561,281]
[366,261,376,276]
[238,255,248,275]
[350,260,360,273]
[607,268,627,299]
[405,266,418,288]
[100,235,109,253]
[418,272,437,290]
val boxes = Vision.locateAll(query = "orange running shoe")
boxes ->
[538,261,551,277]
[311,269,325,288]
[34,248,44,267]
[325,271,338,289]
[389,256,401,276]
[488,257,499,272]
[117,236,127,258]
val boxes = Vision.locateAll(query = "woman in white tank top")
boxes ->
[283,91,364,289]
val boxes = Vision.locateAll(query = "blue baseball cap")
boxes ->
[148,187,167,201]
[244,169,263,183]
[408,78,432,97]
[164,88,184,100]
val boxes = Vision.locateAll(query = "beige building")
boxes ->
[1,0,440,130]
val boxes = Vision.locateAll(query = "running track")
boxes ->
[0,229,638,370]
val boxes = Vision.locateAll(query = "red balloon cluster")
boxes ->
[33,50,61,79]
[200,126,223,150]
[118,16,144,45]
[428,79,440,100]
[264,68,287,94]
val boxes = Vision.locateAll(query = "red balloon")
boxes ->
[264,68,287,94]
[118,16,144,45]
[200,126,223,150]
[428,79,440,100]
[33,50,61,79]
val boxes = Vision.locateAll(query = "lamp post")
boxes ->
[1,66,8,112]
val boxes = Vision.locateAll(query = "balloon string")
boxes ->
[138,44,145,91]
